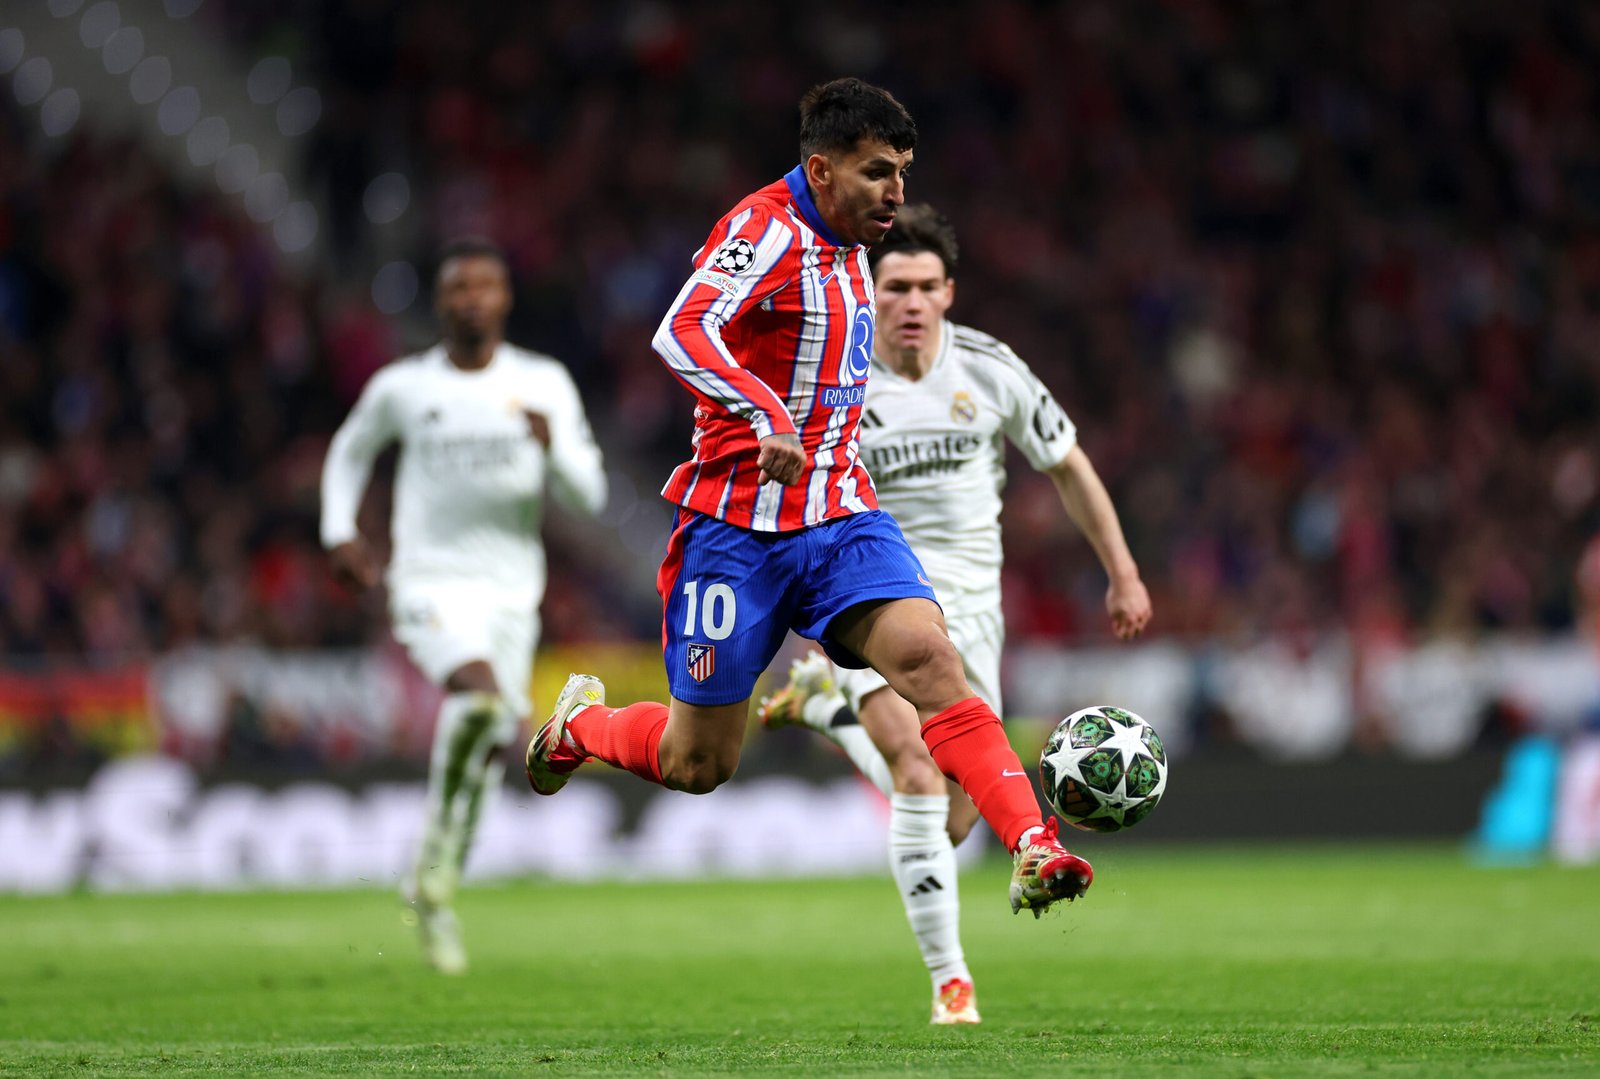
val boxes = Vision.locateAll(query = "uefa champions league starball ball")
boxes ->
[1039,706,1168,832]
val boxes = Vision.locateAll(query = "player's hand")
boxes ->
[758,432,805,486]
[329,538,381,593]
[1106,574,1152,640]
[521,409,551,448]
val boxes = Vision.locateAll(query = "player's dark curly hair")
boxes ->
[433,237,509,282]
[798,77,917,158]
[867,203,958,278]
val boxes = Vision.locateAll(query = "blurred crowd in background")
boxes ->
[3,0,1599,678]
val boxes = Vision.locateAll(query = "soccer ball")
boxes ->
[1039,706,1168,832]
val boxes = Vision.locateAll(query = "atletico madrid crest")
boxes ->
[686,643,715,683]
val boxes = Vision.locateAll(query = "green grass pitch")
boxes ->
[1,845,1595,1077]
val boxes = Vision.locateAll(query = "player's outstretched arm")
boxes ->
[541,371,608,517]
[651,212,801,443]
[320,371,398,578]
[1046,445,1152,640]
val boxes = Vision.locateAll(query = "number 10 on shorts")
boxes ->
[681,580,737,640]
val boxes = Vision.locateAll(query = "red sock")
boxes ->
[568,702,669,784]
[921,697,1043,852]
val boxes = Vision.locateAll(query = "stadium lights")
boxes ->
[362,173,410,225]
[245,55,290,105]
[186,114,228,166]
[40,87,81,136]
[273,201,318,253]
[78,1,118,49]
[214,142,259,195]
[0,28,21,72]
[128,53,170,104]
[275,85,320,137]
[371,261,420,315]
[11,55,50,105]
[244,171,289,224]
[101,25,142,74]
[8,0,320,255]
[156,84,200,136]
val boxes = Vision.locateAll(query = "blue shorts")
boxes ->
[655,508,939,706]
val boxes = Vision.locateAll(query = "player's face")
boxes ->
[873,251,953,358]
[435,254,511,347]
[807,139,912,247]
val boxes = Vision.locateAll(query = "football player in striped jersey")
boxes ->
[526,80,1096,941]
[759,205,1153,1023]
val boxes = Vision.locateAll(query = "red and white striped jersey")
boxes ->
[653,165,880,532]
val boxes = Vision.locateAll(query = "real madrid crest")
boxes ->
[950,390,977,423]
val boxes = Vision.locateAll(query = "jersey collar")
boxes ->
[439,341,504,374]
[783,164,846,248]
[929,317,953,374]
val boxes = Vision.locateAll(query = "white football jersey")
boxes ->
[320,343,606,601]
[860,321,1076,616]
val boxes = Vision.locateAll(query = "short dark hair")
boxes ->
[434,237,509,283]
[798,78,917,159]
[868,203,958,278]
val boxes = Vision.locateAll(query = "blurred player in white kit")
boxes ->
[320,239,606,973]
[760,205,1152,1022]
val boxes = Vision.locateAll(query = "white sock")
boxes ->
[416,691,514,904]
[888,792,968,990]
[826,722,896,798]
[801,690,847,729]
[798,690,896,796]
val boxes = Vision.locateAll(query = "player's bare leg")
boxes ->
[831,597,1092,916]
[812,690,983,845]
[409,659,515,974]
[761,655,895,795]
[656,697,749,793]
[943,783,979,846]
[760,657,980,846]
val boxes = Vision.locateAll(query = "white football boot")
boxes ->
[524,673,603,796]
[403,869,467,975]
[756,652,836,731]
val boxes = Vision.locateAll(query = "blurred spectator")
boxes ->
[24,712,107,776]
[219,692,320,771]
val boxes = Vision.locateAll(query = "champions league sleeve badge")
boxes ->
[709,237,756,275]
